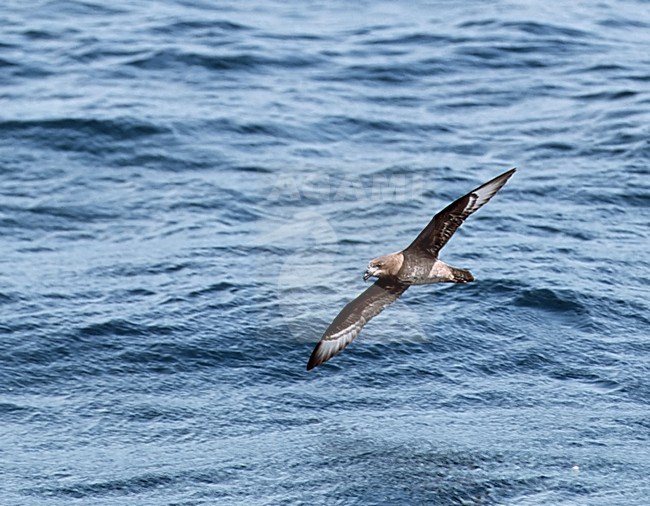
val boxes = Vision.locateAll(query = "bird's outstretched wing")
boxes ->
[405,168,516,257]
[307,278,409,370]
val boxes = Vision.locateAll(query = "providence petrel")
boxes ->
[307,168,516,370]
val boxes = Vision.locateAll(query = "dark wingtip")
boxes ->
[498,167,516,181]
[306,343,322,371]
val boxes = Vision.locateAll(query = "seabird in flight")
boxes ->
[307,168,516,370]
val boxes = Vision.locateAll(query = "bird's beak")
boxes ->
[363,269,371,281]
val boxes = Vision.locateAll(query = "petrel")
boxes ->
[307,168,516,370]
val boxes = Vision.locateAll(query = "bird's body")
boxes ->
[307,168,516,370]
[373,251,473,285]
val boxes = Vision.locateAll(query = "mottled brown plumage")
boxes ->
[307,168,516,370]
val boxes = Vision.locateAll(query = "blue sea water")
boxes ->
[1,0,649,504]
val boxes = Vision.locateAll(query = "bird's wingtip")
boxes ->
[306,343,322,371]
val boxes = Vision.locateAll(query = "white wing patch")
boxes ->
[308,322,364,368]
[466,174,509,214]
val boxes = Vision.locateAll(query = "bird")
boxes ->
[306,168,516,370]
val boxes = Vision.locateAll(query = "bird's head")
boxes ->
[364,253,401,281]
[363,260,384,281]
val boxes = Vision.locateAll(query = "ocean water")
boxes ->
[1,1,649,504]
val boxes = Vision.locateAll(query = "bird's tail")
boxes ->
[451,267,474,283]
